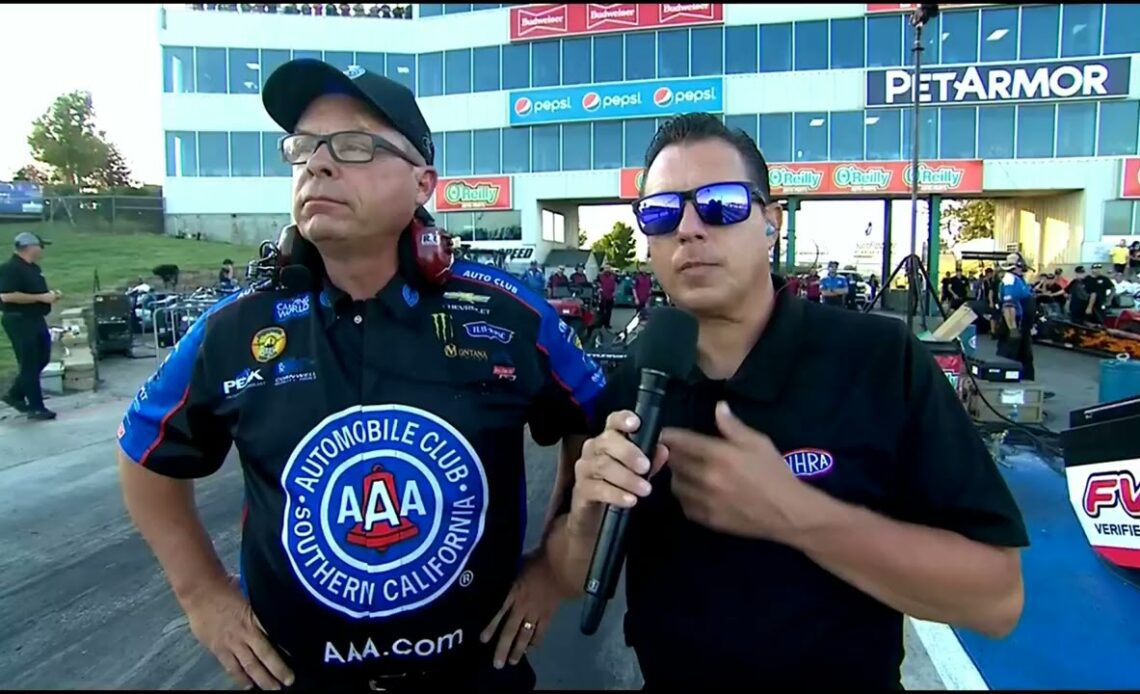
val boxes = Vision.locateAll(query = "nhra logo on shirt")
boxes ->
[783,448,835,479]
[280,405,489,619]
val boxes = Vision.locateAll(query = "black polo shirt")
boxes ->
[0,254,50,319]
[117,260,606,681]
[590,276,1028,690]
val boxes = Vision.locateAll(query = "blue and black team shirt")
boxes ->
[117,260,605,680]
[999,271,1033,321]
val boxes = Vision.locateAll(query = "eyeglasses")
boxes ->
[279,131,420,166]
[632,181,769,237]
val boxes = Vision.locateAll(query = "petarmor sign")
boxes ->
[866,57,1132,107]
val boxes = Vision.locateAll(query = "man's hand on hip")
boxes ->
[184,574,295,690]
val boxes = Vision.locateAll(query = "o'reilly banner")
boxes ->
[509,77,723,126]
[866,57,1132,107]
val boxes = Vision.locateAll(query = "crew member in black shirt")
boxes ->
[0,232,60,420]
[117,60,604,692]
[945,267,969,311]
[544,114,1028,689]
[1083,263,1115,325]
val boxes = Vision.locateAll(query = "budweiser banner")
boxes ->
[510,3,723,42]
[433,176,513,212]
[619,160,984,199]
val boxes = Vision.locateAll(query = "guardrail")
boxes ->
[147,289,233,365]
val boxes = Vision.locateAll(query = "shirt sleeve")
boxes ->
[0,262,23,294]
[527,307,608,447]
[116,303,233,479]
[893,327,1029,547]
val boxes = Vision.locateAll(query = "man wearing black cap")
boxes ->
[996,252,1035,380]
[1084,263,1115,325]
[0,232,60,420]
[116,59,605,691]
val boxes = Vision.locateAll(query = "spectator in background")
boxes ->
[1130,241,1140,280]
[1110,239,1129,276]
[597,264,617,329]
[569,265,588,286]
[805,271,821,303]
[784,273,800,298]
[819,261,849,308]
[547,266,569,293]
[946,267,969,311]
[522,261,545,295]
[1085,263,1115,324]
[0,232,60,421]
[633,268,652,314]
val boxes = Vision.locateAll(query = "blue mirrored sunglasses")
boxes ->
[632,181,770,237]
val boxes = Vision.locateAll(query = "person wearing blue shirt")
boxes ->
[819,261,849,308]
[522,261,545,295]
[996,253,1035,380]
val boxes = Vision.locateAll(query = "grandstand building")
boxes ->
[160,3,1139,272]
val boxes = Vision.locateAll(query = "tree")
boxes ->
[942,199,996,247]
[11,165,48,184]
[89,143,136,190]
[577,228,588,249]
[592,221,637,269]
[26,90,110,188]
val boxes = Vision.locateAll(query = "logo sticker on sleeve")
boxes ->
[252,327,287,363]
[783,448,835,479]
[274,294,311,323]
[281,405,489,619]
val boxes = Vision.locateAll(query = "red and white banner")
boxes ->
[1066,458,1140,570]
[1121,158,1140,199]
[509,3,723,42]
[433,176,513,212]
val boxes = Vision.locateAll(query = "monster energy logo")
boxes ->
[445,182,500,207]
[432,312,453,341]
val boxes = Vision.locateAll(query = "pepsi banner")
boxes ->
[0,181,44,217]
[508,77,723,126]
[867,57,1132,107]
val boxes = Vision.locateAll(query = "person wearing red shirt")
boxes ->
[805,272,821,302]
[633,270,653,314]
[597,265,617,328]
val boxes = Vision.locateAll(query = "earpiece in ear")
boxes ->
[765,221,777,237]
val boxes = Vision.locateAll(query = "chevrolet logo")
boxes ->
[431,312,453,342]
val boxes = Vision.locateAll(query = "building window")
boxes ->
[979,7,1018,62]
[1055,103,1096,157]
[501,44,530,90]
[444,49,472,95]
[163,46,194,93]
[978,106,1015,158]
[532,125,560,173]
[229,132,261,176]
[658,29,690,78]
[259,49,290,89]
[866,15,902,68]
[418,52,443,97]
[473,129,501,175]
[593,35,623,83]
[1016,104,1056,158]
[165,131,198,177]
[542,209,566,244]
[938,107,977,159]
[197,132,230,177]
[292,50,322,62]
[904,14,939,65]
[592,121,623,170]
[864,110,902,161]
[195,47,227,94]
[444,212,475,243]
[691,27,724,76]
[794,21,828,71]
[354,52,386,79]
[473,46,501,92]
[902,109,938,160]
[624,119,656,167]
[261,133,291,177]
[419,4,443,17]
[531,41,560,87]
[1019,5,1060,60]
[1098,101,1140,156]
[433,137,445,173]
[793,112,828,162]
[444,4,473,14]
[562,38,592,85]
[1104,4,1140,55]
[324,51,355,73]
[939,10,979,65]
[1060,3,1102,58]
[444,131,473,176]
[1103,200,1137,238]
[725,25,759,74]
[759,23,792,73]
[227,49,260,94]
[562,124,592,171]
[502,127,531,173]
[758,113,792,162]
[475,210,523,242]
[830,18,864,69]
[829,111,864,161]
[725,114,759,146]
[386,53,416,93]
[625,32,655,81]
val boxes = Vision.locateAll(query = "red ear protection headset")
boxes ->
[269,207,455,290]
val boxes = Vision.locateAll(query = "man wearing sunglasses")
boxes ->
[116,60,604,692]
[543,113,1027,689]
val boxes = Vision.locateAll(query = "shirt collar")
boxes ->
[683,274,805,403]
[318,272,420,329]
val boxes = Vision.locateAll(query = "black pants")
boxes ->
[2,314,50,410]
[278,655,536,693]
[599,298,615,329]
[996,319,1035,381]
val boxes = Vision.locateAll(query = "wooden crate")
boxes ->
[966,382,1045,424]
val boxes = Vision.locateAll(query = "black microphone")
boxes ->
[280,264,313,292]
[580,307,698,635]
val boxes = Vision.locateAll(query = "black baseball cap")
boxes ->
[262,59,435,165]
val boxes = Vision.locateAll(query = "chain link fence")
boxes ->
[42,195,165,234]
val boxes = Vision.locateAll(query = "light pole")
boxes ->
[905,3,940,332]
